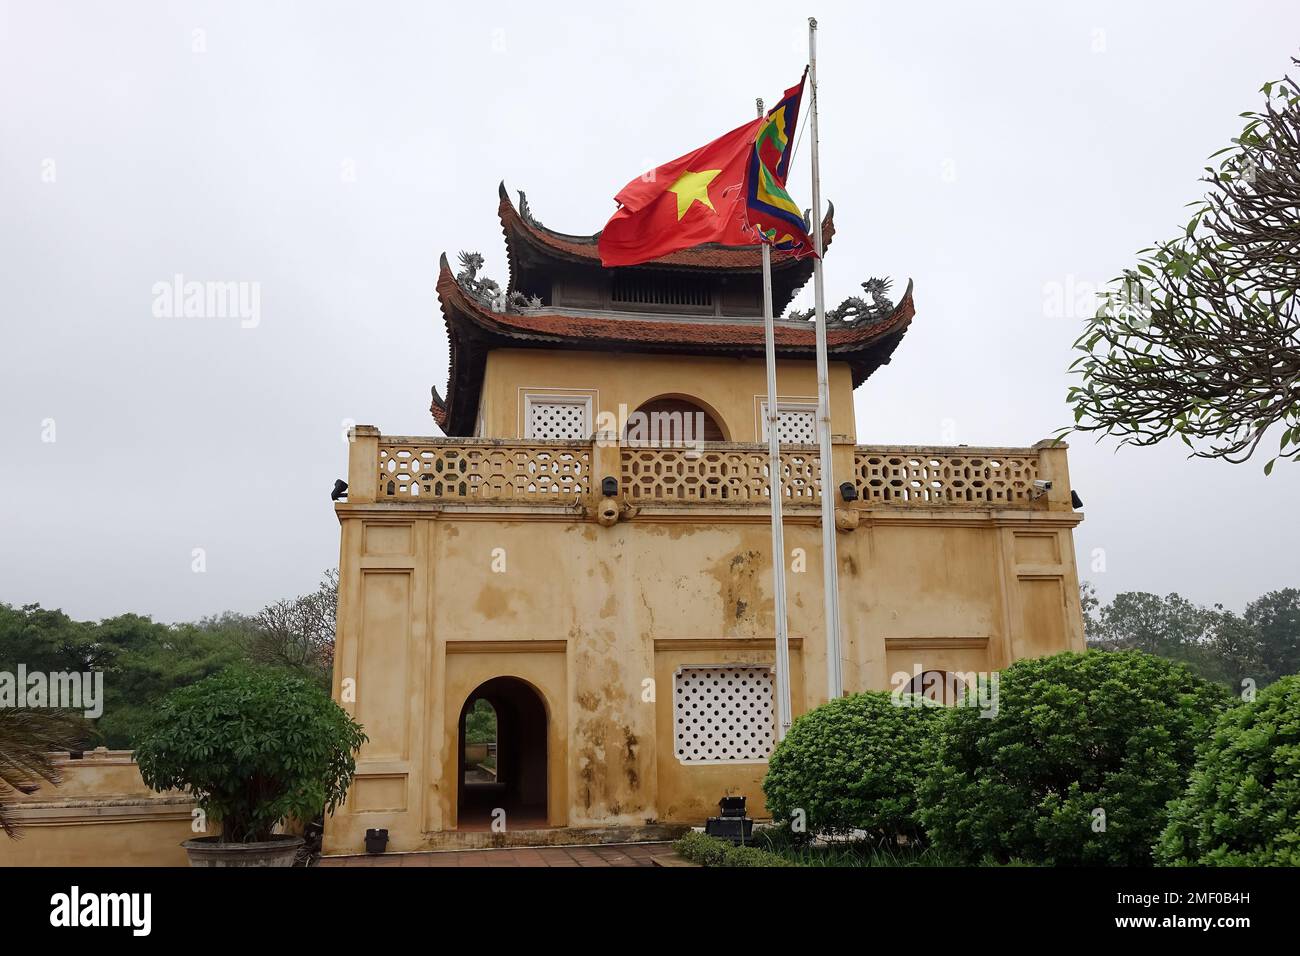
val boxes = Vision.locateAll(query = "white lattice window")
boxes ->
[761,402,818,444]
[673,666,775,764]
[524,394,591,440]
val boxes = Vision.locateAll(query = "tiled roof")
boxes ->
[432,255,914,435]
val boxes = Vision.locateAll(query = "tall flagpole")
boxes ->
[757,96,794,742]
[809,17,844,700]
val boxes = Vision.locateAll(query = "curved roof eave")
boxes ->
[432,254,914,435]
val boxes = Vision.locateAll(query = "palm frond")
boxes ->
[0,708,89,838]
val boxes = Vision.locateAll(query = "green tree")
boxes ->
[246,570,338,689]
[1245,588,1300,683]
[0,570,340,750]
[1158,675,1300,866]
[134,667,366,843]
[463,699,497,745]
[96,616,249,749]
[0,604,108,676]
[764,691,942,843]
[1067,61,1300,471]
[1084,587,1300,690]
[1203,605,1264,689]
[918,650,1229,866]
[1088,591,1217,666]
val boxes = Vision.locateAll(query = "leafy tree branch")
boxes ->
[1067,58,1300,472]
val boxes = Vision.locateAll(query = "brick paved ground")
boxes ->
[320,841,683,867]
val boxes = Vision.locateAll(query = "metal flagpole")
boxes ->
[808,17,844,700]
[757,96,794,741]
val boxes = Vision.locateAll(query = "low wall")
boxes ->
[0,749,206,867]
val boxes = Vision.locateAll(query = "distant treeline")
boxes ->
[0,571,337,749]
[1083,583,1299,690]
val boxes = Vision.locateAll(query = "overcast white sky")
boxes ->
[1,0,1297,623]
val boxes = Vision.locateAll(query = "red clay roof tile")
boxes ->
[431,258,914,435]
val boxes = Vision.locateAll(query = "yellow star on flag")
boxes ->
[667,168,721,220]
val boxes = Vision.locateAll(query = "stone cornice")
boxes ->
[335,501,1084,529]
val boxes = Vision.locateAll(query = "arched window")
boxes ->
[624,396,727,445]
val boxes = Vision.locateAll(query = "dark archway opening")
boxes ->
[624,396,727,444]
[457,676,548,831]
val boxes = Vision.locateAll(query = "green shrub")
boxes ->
[674,830,730,866]
[134,667,367,842]
[918,650,1229,866]
[763,691,942,841]
[673,831,791,867]
[723,843,792,867]
[1157,674,1300,866]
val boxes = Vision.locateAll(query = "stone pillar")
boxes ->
[829,434,857,505]
[347,424,380,504]
[591,431,621,511]
[1033,439,1073,512]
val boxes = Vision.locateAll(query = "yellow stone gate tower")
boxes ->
[323,185,1085,853]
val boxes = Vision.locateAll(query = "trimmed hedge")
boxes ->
[674,831,791,867]
[1157,674,1300,866]
[918,650,1229,866]
[763,691,942,841]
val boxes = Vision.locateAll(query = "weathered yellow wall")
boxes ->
[0,816,198,868]
[324,501,1083,854]
[0,751,205,867]
[479,348,857,441]
[325,349,1085,855]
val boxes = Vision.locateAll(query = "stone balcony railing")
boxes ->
[344,427,1075,513]
[375,436,594,503]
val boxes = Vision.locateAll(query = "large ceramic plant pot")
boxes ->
[181,835,304,867]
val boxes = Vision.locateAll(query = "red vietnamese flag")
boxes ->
[598,117,764,267]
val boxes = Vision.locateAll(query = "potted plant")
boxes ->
[134,667,366,867]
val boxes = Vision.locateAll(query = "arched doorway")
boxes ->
[457,676,548,830]
[624,395,727,444]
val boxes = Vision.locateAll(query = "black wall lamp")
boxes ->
[601,476,619,497]
[838,481,858,503]
[331,479,349,501]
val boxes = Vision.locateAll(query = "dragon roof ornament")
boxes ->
[788,277,895,326]
[454,250,541,314]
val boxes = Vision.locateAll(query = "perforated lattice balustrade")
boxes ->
[377,441,590,501]
[852,449,1041,505]
[621,447,820,503]
[370,438,1049,509]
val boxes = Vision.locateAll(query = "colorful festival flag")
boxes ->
[598,72,815,267]
[746,71,816,257]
